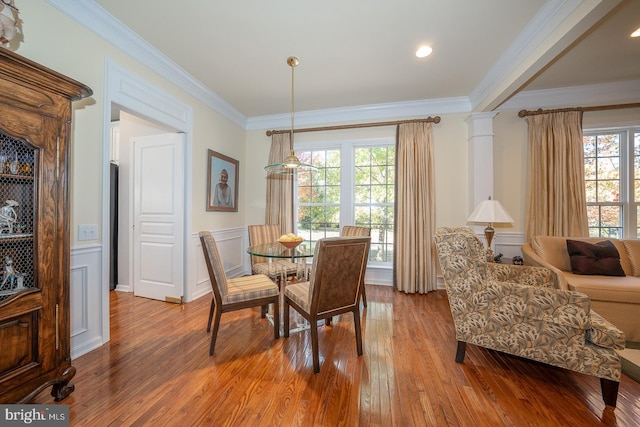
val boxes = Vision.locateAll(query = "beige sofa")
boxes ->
[522,236,640,342]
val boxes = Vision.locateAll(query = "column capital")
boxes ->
[466,112,499,138]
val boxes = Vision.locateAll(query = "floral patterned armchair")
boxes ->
[434,227,625,408]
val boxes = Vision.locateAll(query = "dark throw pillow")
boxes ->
[566,239,625,276]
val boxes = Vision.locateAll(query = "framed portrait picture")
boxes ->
[207,149,239,212]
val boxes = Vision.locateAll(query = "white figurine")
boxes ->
[0,199,18,233]
[1,256,16,290]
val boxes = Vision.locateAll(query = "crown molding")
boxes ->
[497,79,640,111]
[46,0,247,128]
[245,97,471,131]
[48,0,471,133]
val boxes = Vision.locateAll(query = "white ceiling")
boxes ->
[91,0,640,121]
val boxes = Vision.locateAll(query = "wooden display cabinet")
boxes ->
[0,49,91,403]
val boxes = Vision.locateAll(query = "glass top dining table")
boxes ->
[246,242,313,259]
[246,241,314,333]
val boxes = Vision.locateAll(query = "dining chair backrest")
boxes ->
[248,224,282,265]
[341,226,371,238]
[307,237,370,316]
[199,231,229,302]
[340,226,371,306]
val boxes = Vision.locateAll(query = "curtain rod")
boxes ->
[518,102,640,118]
[265,116,441,136]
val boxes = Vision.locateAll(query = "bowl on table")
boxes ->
[279,240,303,249]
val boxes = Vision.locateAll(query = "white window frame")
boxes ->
[584,125,640,238]
[294,137,395,270]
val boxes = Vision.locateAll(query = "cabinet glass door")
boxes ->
[0,131,36,302]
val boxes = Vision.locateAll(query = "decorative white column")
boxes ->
[466,112,498,248]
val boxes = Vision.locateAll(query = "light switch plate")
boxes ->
[78,224,98,241]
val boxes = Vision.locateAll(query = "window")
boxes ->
[584,127,640,238]
[295,140,395,265]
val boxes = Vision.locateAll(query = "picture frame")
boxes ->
[207,149,239,212]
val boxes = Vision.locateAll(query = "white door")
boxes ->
[132,133,185,301]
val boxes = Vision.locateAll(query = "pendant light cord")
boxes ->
[288,56,298,145]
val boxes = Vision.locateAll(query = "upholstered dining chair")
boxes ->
[341,226,372,307]
[283,236,370,373]
[199,231,280,356]
[434,227,625,408]
[248,224,299,283]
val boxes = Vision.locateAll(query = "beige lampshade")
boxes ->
[467,197,514,224]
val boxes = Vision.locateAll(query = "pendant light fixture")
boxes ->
[264,56,317,173]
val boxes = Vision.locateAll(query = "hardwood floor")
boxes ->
[34,286,640,426]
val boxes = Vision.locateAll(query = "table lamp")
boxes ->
[467,196,514,261]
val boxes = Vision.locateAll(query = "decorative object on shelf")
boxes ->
[0,0,19,46]
[493,253,504,263]
[8,150,18,174]
[18,161,30,175]
[206,149,239,212]
[264,56,317,174]
[0,255,17,290]
[0,198,17,233]
[512,255,524,265]
[467,196,514,262]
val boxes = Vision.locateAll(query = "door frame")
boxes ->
[102,59,193,343]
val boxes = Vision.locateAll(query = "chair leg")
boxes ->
[273,299,280,339]
[600,378,619,408]
[361,283,367,308]
[325,317,331,326]
[311,319,320,373]
[261,305,268,318]
[353,307,363,356]
[455,341,466,363]
[209,305,222,356]
[206,298,215,332]
[283,299,290,338]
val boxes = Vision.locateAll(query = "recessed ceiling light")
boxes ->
[632,27,640,37]
[416,45,433,58]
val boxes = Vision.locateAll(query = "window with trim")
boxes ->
[295,140,395,265]
[584,127,640,238]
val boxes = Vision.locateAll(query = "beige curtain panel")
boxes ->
[265,133,294,232]
[525,110,588,241]
[394,122,437,294]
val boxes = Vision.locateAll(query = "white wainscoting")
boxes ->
[494,231,526,262]
[70,244,103,359]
